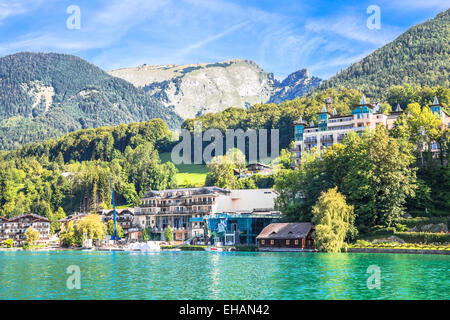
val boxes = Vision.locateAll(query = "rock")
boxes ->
[109,60,322,119]
[372,236,405,244]
[409,226,418,232]
[387,236,406,244]
[421,223,448,233]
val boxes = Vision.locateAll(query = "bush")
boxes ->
[394,232,450,244]
[364,226,396,237]
[355,240,371,247]
[395,224,409,232]
[178,245,207,251]
[397,217,449,229]
[3,239,14,248]
[160,245,207,251]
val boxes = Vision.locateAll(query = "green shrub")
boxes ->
[160,245,207,251]
[3,239,14,248]
[397,217,449,229]
[395,224,409,232]
[355,240,371,247]
[179,245,207,251]
[363,226,396,237]
[394,232,450,244]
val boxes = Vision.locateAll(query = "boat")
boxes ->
[204,246,224,252]
[124,241,160,252]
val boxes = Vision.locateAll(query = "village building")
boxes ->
[0,213,51,246]
[134,187,280,242]
[58,212,88,232]
[99,208,141,240]
[234,163,273,179]
[256,223,315,251]
[293,96,450,162]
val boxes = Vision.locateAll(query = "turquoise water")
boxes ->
[0,251,448,300]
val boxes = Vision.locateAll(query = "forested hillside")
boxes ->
[0,119,178,225]
[183,85,450,153]
[0,52,183,149]
[317,9,450,98]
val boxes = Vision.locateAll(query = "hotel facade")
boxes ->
[293,96,449,161]
[134,187,280,243]
[0,213,51,246]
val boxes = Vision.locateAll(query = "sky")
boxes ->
[0,0,448,80]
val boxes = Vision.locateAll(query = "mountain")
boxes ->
[109,59,321,119]
[0,52,182,149]
[318,9,450,98]
[269,69,322,103]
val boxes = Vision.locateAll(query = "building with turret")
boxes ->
[293,96,449,161]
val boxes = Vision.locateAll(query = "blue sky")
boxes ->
[0,0,448,79]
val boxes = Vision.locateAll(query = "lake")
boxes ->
[0,251,448,300]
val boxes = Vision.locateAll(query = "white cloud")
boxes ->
[305,14,402,46]
[0,0,42,23]
[383,0,450,10]
[174,22,249,58]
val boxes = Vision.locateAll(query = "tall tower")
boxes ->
[351,95,375,116]
[294,116,308,141]
[318,98,332,132]
[430,96,443,117]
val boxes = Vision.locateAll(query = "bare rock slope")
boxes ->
[109,59,321,119]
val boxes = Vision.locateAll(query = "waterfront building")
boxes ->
[256,223,315,251]
[99,208,140,238]
[0,213,51,246]
[58,212,88,231]
[134,187,279,242]
[293,96,450,161]
[204,210,281,245]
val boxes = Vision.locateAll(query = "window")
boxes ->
[270,240,274,245]
[294,240,299,245]
[286,240,290,245]
[261,240,265,245]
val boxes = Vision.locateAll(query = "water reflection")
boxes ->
[0,251,448,300]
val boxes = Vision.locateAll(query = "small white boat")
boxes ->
[124,241,160,252]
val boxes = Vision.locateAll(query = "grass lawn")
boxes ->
[159,152,207,187]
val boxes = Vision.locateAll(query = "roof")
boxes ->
[100,208,134,216]
[142,186,230,198]
[9,213,50,222]
[256,223,314,240]
[294,115,308,125]
[59,213,88,222]
[317,105,332,115]
[247,162,272,169]
[352,95,375,109]
[432,96,440,106]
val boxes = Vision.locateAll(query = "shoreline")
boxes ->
[1,247,450,255]
[348,248,450,255]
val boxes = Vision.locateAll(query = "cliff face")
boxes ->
[109,59,321,119]
[269,69,322,104]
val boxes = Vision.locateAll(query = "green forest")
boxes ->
[184,85,450,152]
[0,83,448,239]
[0,119,178,233]
[317,9,450,99]
[0,52,182,149]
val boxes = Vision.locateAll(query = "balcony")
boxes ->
[320,136,333,143]
[304,138,317,144]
